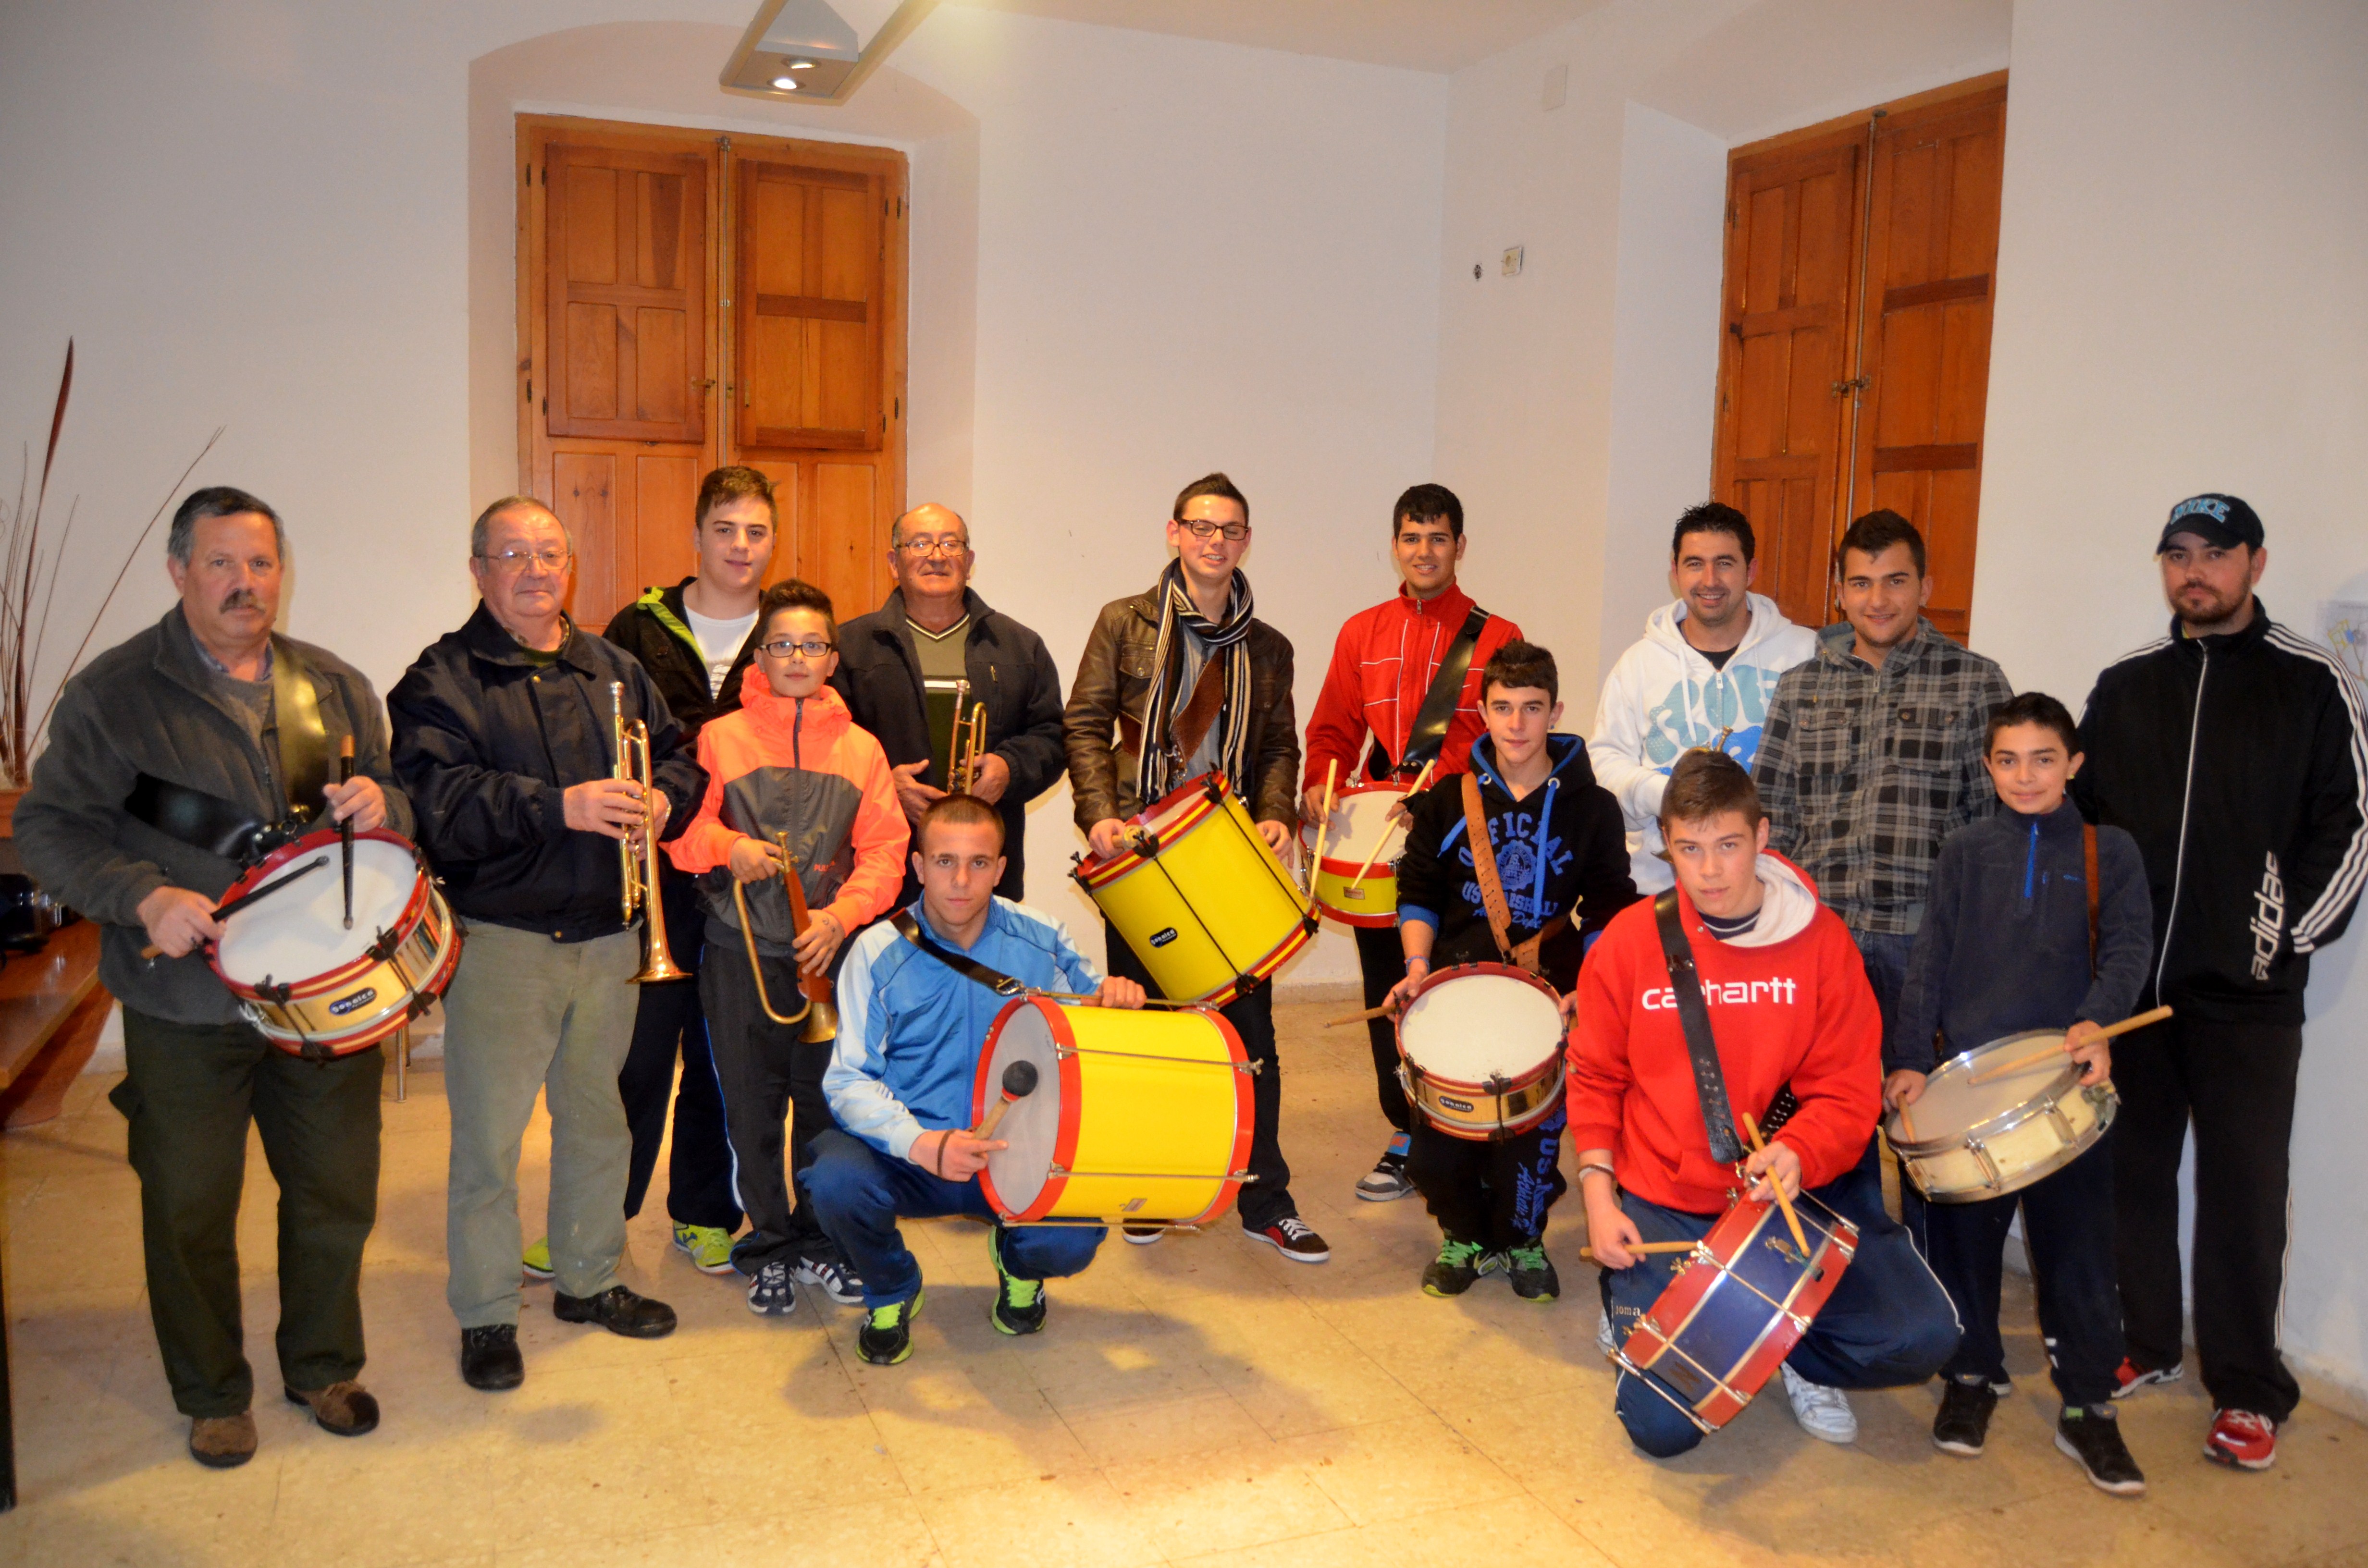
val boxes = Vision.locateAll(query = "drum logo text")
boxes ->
[1438,1095,1476,1113]
[1149,927,1180,948]
[328,987,380,1017]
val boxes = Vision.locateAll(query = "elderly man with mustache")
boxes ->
[17,486,411,1470]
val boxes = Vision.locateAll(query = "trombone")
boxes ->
[733,829,839,1041]
[611,681,690,984]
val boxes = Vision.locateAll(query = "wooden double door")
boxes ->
[1710,74,2006,642]
[516,115,908,628]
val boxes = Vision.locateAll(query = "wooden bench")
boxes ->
[0,920,111,1128]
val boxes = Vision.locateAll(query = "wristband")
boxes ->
[1576,1162,1617,1187]
[1405,955,1430,973]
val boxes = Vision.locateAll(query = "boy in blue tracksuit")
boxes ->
[1887,692,2154,1494]
[811,794,1147,1365]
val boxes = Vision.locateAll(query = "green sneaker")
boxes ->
[521,1237,553,1282]
[989,1230,1048,1336]
[1422,1237,1491,1298]
[672,1223,737,1275]
[1505,1241,1560,1302]
[858,1290,923,1366]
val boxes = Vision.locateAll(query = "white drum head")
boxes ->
[1914,1031,2076,1134]
[981,1003,1065,1213]
[1400,969,1563,1082]
[1324,792,1406,865]
[216,838,419,985]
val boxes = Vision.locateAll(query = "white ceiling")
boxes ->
[944,0,1616,72]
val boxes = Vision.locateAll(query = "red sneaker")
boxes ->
[2205,1409,2277,1470]
[2110,1356,2183,1399]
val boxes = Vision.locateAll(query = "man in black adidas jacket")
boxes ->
[2075,493,2366,1472]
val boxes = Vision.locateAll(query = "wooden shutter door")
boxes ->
[1711,136,1865,635]
[1853,87,2007,642]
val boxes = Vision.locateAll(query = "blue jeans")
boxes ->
[803,1128,1106,1309]
[1850,928,1916,1043]
[1600,1161,1960,1458]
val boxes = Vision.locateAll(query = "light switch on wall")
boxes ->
[1502,245,1524,278]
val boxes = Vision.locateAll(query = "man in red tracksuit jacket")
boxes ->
[1569,750,1958,1458]
[1301,484,1523,1200]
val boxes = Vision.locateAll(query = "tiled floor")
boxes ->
[6,999,2367,1566]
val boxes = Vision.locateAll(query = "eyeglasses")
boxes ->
[476,548,571,574]
[759,637,836,660]
[1175,519,1249,542]
[895,537,970,558]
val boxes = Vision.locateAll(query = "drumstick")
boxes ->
[1348,760,1431,889]
[1579,1241,1699,1261]
[1741,1110,1810,1256]
[1307,759,1338,893]
[138,854,331,959]
[337,735,356,931]
[972,1060,1039,1142]
[1965,1004,2174,1085]
[1325,1003,1393,1029]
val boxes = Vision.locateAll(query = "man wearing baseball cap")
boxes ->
[2074,493,2366,1471]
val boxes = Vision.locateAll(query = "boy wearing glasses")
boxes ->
[667,580,910,1317]
[1062,473,1329,1263]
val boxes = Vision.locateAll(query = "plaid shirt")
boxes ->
[1752,619,2013,936]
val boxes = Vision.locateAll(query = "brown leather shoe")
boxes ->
[284,1380,381,1437]
[189,1410,258,1468]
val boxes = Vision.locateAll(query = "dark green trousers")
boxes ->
[112,1009,383,1417]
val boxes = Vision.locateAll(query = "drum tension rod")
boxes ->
[364,925,403,964]
[254,973,296,1005]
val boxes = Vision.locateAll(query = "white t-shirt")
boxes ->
[684,604,758,698]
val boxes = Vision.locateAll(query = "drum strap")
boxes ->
[892,909,1029,998]
[271,642,334,828]
[1392,604,1492,777]
[1460,772,1566,974]
[2083,822,2100,976]
[123,773,279,864]
[1652,889,1745,1164]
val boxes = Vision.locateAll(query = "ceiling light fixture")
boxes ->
[771,75,801,89]
[789,60,814,69]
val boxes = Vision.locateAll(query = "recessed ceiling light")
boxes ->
[771,75,801,89]
[789,60,815,70]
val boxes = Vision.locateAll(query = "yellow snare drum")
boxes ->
[1074,773,1314,1005]
[975,998,1254,1226]
[1307,784,1407,929]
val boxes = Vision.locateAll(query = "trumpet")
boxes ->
[611,681,690,984]
[946,687,987,795]
[734,829,838,1041]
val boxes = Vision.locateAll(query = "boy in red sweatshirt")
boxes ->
[669,580,910,1319]
[1569,750,1958,1458]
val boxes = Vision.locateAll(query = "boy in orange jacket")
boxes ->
[669,580,910,1318]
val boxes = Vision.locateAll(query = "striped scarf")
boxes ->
[1135,560,1256,806]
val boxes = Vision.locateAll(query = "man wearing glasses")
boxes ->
[388,497,706,1392]
[831,503,1068,905]
[1063,473,1330,1263]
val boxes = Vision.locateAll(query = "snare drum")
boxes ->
[1885,1030,2119,1202]
[1306,785,1408,928]
[1613,1190,1859,1432]
[1074,773,1314,1005]
[975,997,1253,1227]
[211,828,463,1059]
[1395,963,1567,1139]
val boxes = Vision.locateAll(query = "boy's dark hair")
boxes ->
[1985,691,2082,756]
[759,578,836,642]
[917,793,1006,852]
[696,465,777,527]
[1658,749,1765,830]
[1392,483,1464,540]
[1172,472,1249,525]
[1836,508,1926,577]
[1480,639,1558,706]
[1671,501,1754,565]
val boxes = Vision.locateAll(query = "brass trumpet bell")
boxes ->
[612,681,690,984]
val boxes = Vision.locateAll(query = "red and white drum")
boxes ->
[1394,962,1567,1140]
[210,828,463,1059]
[1306,784,1409,929]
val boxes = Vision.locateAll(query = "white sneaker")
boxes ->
[1780,1363,1857,1443]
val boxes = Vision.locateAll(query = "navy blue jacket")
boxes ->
[1889,799,2154,1074]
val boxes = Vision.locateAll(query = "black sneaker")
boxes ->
[1422,1237,1491,1297]
[551,1284,677,1339]
[989,1230,1048,1336]
[2057,1405,2147,1495]
[1933,1377,2000,1457]
[1504,1241,1559,1302]
[747,1260,796,1317]
[459,1324,524,1391]
[858,1290,923,1366]
[1246,1215,1331,1263]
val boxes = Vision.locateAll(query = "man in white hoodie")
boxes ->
[1591,503,1818,895]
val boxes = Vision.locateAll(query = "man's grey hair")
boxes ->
[890,504,970,550]
[168,486,288,566]
[470,495,572,559]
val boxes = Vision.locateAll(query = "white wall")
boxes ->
[1976,0,2368,1411]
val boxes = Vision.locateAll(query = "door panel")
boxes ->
[736,159,885,452]
[543,144,707,444]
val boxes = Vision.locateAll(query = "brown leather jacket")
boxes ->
[1063,586,1300,830]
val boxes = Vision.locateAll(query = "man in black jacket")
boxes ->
[389,497,706,1392]
[2076,493,2367,1472]
[830,502,1066,904]
[593,466,777,1283]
